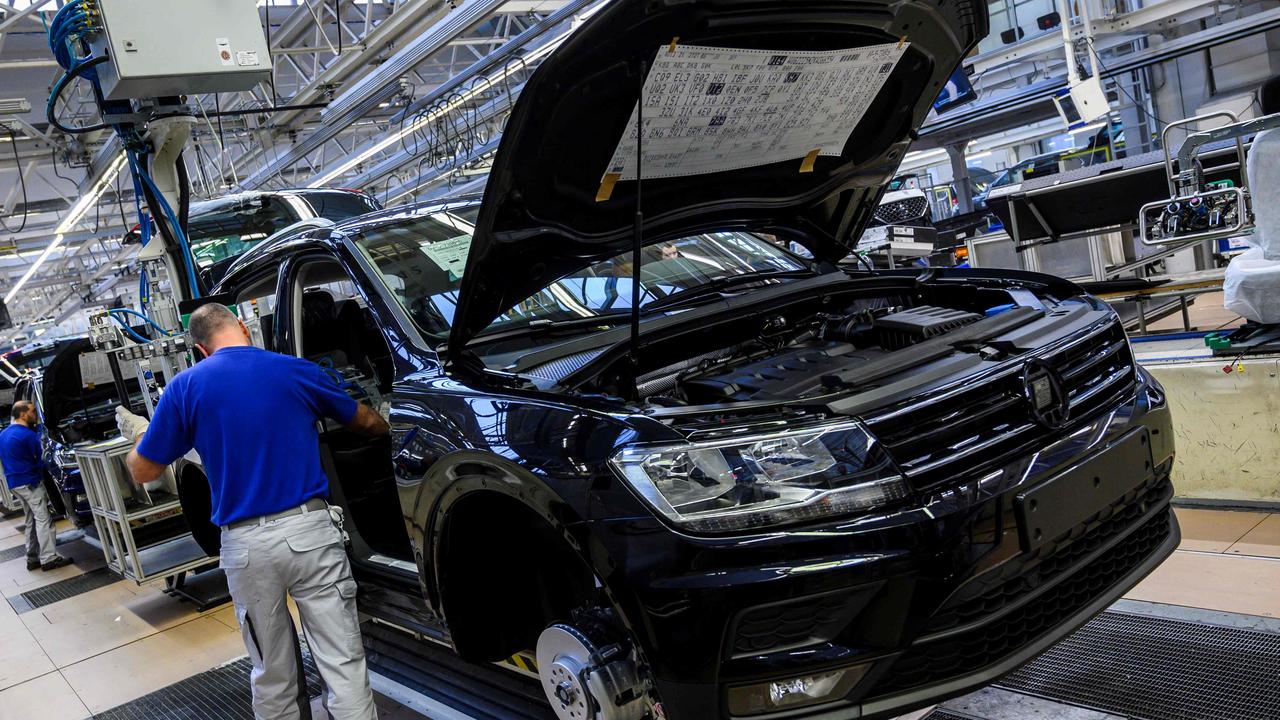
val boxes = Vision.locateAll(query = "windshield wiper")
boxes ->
[469,311,636,345]
[643,269,815,312]
[523,313,637,333]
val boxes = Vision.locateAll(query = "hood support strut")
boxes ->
[628,59,647,376]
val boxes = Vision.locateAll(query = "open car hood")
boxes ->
[41,339,140,446]
[450,0,986,356]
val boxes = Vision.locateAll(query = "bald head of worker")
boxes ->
[188,303,251,358]
[10,400,36,427]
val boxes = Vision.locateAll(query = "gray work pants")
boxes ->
[220,506,378,720]
[12,483,58,565]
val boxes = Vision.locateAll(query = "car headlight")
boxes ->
[610,421,907,533]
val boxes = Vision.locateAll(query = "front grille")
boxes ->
[868,507,1172,698]
[730,591,866,658]
[875,196,931,225]
[922,476,1170,635]
[863,319,1135,489]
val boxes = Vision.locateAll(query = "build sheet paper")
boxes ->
[602,42,909,182]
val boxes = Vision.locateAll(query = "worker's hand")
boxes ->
[115,406,149,443]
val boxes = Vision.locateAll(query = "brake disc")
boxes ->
[536,623,649,720]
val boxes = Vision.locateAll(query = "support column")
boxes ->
[946,143,974,215]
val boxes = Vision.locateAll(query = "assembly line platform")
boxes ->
[3,506,1280,720]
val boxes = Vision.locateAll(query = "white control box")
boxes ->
[89,0,271,101]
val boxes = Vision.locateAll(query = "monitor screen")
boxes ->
[933,68,978,114]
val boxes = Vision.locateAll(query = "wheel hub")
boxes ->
[537,623,649,720]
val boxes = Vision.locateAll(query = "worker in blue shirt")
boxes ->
[118,303,389,720]
[0,401,72,571]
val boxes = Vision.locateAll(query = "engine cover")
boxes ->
[680,342,875,403]
[874,306,980,350]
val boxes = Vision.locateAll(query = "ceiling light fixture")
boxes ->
[1069,121,1107,135]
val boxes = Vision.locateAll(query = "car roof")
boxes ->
[214,192,484,290]
[188,188,374,216]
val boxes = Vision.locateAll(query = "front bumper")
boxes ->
[601,373,1177,720]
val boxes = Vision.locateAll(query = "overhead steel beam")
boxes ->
[0,0,53,34]
[968,0,1242,75]
[217,0,453,181]
[240,78,407,188]
[270,0,455,128]
[392,0,596,122]
[918,5,1280,148]
[239,0,512,189]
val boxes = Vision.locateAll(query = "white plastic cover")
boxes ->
[1224,247,1280,323]
[1248,128,1280,260]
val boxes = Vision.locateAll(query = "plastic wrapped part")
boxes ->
[1248,129,1280,260]
[1224,247,1280,323]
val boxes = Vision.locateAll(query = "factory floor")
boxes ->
[0,514,421,719]
[1,505,1279,719]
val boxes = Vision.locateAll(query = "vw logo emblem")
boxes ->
[1022,359,1069,429]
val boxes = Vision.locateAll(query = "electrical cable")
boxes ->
[1085,37,1166,128]
[177,154,190,231]
[0,129,29,233]
[46,55,111,134]
[113,166,128,230]
[49,147,75,186]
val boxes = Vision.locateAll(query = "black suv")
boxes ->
[179,1,1178,718]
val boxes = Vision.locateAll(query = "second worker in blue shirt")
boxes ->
[121,302,390,720]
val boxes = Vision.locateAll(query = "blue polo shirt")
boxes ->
[136,345,359,526]
[0,423,44,489]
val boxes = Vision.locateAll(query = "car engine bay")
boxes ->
[637,303,986,404]
[517,276,1114,409]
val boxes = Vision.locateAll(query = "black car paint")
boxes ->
[204,222,1178,719]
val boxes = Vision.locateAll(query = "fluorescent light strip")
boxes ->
[1070,121,1107,135]
[4,153,127,304]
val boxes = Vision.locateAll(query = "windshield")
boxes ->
[353,212,808,339]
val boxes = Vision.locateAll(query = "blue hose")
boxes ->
[109,308,173,337]
[108,313,150,343]
[47,1,92,73]
[131,159,201,299]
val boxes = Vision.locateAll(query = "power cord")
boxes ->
[1085,37,1165,128]
[46,54,111,134]
[0,128,28,233]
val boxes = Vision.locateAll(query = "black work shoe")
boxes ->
[26,559,40,571]
[41,556,73,571]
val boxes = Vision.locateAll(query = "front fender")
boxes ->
[415,450,587,611]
